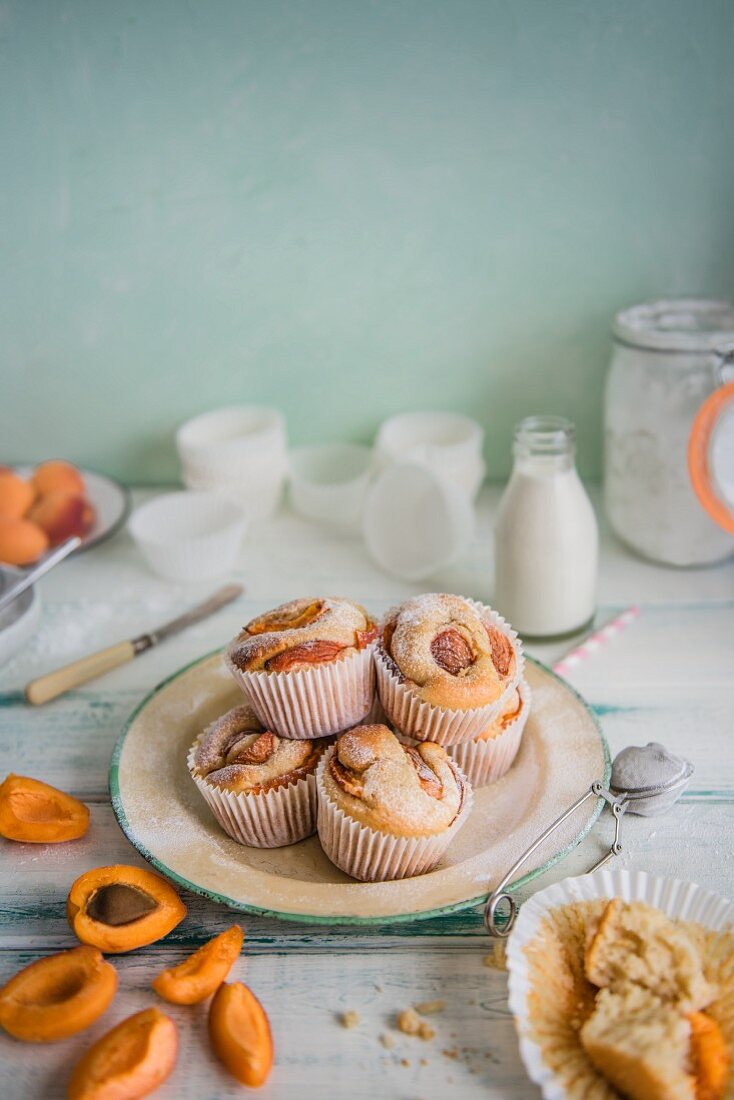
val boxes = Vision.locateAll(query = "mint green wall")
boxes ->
[2,1,734,482]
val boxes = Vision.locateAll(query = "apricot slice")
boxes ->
[0,946,116,1042]
[0,774,90,843]
[67,1006,177,1100]
[152,925,243,1005]
[689,1011,729,1100]
[0,471,34,519]
[208,981,273,1087]
[0,517,49,565]
[32,460,85,499]
[29,492,95,546]
[67,866,186,954]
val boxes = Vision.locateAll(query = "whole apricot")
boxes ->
[31,460,85,499]
[0,517,49,566]
[0,471,34,520]
[29,493,95,546]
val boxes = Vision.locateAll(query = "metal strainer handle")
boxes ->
[483,782,628,937]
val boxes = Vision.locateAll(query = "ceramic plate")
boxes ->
[110,654,610,925]
[13,466,131,554]
[507,867,734,1099]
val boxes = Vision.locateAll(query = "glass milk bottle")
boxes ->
[494,416,598,638]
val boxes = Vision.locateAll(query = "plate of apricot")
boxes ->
[0,461,131,566]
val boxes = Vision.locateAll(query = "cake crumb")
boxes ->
[414,999,446,1015]
[420,1057,428,1066]
[401,1058,411,1068]
[340,1010,360,1029]
[398,1008,435,1041]
[379,1033,395,1050]
[442,1048,459,1059]
[483,943,507,970]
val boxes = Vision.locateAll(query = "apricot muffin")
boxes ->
[188,703,330,847]
[375,593,522,745]
[522,896,731,1100]
[447,680,530,787]
[225,597,377,738]
[316,723,472,882]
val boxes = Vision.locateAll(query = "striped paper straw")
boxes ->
[553,605,640,678]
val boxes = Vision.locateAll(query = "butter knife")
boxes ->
[25,583,243,705]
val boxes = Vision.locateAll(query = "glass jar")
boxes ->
[494,416,598,639]
[604,299,734,566]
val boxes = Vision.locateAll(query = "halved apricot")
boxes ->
[67,1006,177,1100]
[0,775,90,844]
[67,866,186,954]
[208,981,273,1087]
[0,946,116,1042]
[152,925,243,1005]
[689,1011,729,1100]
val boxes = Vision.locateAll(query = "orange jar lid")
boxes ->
[688,381,734,534]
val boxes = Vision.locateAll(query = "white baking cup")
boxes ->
[362,461,475,582]
[507,866,734,1100]
[375,602,524,746]
[128,491,247,582]
[224,643,376,739]
[187,742,318,847]
[374,410,486,501]
[288,443,373,530]
[446,679,530,786]
[315,747,473,882]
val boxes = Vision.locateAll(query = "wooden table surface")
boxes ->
[1,485,732,1099]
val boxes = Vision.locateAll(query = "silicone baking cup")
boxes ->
[374,601,524,747]
[187,741,318,848]
[315,747,473,882]
[224,642,376,740]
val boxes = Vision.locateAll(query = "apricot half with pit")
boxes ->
[0,945,117,1042]
[0,774,90,844]
[152,925,243,1005]
[67,866,186,954]
[67,1006,177,1100]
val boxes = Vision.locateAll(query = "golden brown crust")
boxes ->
[475,687,523,741]
[228,597,376,673]
[321,724,466,837]
[191,704,330,793]
[379,594,516,710]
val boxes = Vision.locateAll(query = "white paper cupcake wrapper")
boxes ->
[187,743,317,847]
[506,867,734,1100]
[315,747,473,882]
[375,601,524,746]
[224,643,376,739]
[446,680,531,787]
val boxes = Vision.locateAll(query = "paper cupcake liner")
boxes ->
[187,743,317,847]
[315,747,473,882]
[506,867,734,1100]
[375,600,524,746]
[224,643,376,739]
[446,680,531,787]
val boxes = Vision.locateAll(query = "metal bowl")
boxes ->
[0,566,41,667]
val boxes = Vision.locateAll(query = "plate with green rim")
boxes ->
[110,652,610,925]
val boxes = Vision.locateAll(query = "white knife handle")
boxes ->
[25,641,136,705]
